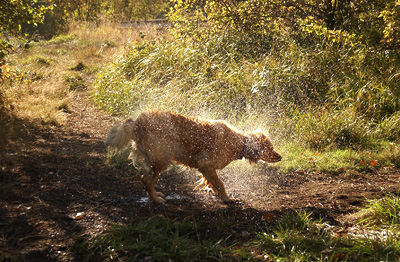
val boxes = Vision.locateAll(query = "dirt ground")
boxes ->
[1,90,400,261]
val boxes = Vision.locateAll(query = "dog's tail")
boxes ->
[105,118,137,151]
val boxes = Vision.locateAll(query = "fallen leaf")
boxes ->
[262,212,275,222]
[313,152,320,156]
[75,212,84,220]
[370,160,378,167]
[361,160,365,165]
[338,168,345,172]
[308,157,314,163]
[333,253,346,260]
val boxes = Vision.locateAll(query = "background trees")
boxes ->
[169,0,400,50]
[3,0,397,50]
[1,0,170,42]
[0,0,53,59]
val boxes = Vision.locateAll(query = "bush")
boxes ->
[92,1,400,166]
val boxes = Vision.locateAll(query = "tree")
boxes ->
[0,0,54,60]
[380,0,400,49]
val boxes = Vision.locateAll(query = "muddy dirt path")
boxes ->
[1,90,400,261]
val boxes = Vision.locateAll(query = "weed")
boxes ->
[347,233,400,261]
[255,209,400,261]
[64,73,85,90]
[92,31,400,175]
[57,101,71,113]
[21,55,51,66]
[70,206,400,262]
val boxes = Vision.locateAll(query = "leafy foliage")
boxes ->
[0,0,54,60]
[169,0,400,48]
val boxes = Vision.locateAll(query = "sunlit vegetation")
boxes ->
[92,1,400,173]
[0,20,162,145]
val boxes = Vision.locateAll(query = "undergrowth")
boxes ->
[356,193,400,227]
[92,29,400,172]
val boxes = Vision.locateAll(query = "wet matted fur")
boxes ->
[105,110,281,203]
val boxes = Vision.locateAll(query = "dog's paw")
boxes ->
[152,196,166,203]
[194,177,216,193]
[156,192,165,197]
[151,192,166,203]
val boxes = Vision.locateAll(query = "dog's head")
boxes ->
[246,132,282,163]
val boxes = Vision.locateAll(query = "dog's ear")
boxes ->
[105,118,136,151]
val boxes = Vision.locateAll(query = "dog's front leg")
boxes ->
[140,166,166,203]
[199,168,230,202]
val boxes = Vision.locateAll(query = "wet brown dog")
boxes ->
[105,111,281,203]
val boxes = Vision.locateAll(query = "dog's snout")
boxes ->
[276,154,282,161]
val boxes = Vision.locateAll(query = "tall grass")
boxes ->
[92,29,400,171]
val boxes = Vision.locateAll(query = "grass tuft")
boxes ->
[356,193,400,227]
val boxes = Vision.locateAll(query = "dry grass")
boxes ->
[1,20,164,131]
[3,77,71,124]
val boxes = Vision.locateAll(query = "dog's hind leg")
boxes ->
[199,168,230,202]
[140,162,168,203]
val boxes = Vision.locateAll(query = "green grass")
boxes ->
[277,141,400,173]
[72,207,400,261]
[47,34,75,44]
[72,216,233,261]
[356,193,400,227]
[255,210,339,261]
